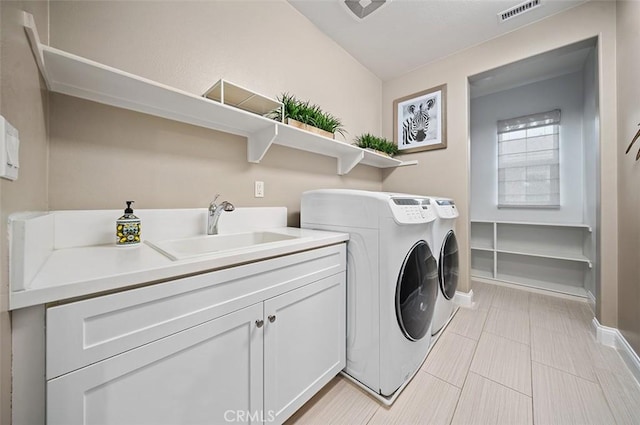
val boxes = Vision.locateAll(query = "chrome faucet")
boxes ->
[208,194,235,235]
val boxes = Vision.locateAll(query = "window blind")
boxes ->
[497,109,560,208]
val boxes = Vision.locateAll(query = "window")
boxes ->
[497,110,560,208]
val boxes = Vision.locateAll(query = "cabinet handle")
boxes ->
[268,315,276,323]
[256,319,264,328]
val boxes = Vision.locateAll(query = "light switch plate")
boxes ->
[0,116,19,181]
[254,181,265,198]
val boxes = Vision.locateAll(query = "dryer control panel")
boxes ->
[433,199,459,219]
[389,198,436,224]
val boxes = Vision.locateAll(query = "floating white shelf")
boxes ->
[493,273,589,298]
[470,245,494,252]
[474,219,592,232]
[470,269,494,279]
[495,247,592,268]
[23,13,416,176]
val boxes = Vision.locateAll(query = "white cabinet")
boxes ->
[48,303,264,425]
[45,244,346,425]
[264,274,345,423]
[470,220,593,297]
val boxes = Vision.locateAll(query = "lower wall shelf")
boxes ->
[472,273,589,298]
[470,219,594,298]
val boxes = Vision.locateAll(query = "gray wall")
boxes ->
[0,1,50,423]
[470,72,586,224]
[616,0,640,358]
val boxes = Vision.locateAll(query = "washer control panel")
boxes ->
[389,198,436,224]
[433,199,459,218]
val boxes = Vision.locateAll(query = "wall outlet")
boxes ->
[254,181,265,198]
[0,116,19,181]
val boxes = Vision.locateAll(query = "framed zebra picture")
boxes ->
[393,84,447,153]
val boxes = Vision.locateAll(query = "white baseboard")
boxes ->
[454,289,474,308]
[592,317,640,384]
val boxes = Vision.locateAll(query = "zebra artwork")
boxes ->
[402,99,435,145]
[394,85,446,152]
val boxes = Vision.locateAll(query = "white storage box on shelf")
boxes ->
[203,79,284,121]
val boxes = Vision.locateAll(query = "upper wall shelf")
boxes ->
[23,13,417,176]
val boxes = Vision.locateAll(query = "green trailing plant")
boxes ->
[354,133,399,157]
[270,93,346,137]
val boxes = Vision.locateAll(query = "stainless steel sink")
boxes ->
[146,231,299,261]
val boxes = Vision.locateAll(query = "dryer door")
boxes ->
[439,230,459,300]
[395,240,439,341]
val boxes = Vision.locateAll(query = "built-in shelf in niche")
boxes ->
[470,220,593,297]
[23,13,417,176]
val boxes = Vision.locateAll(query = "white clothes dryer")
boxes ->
[429,197,460,335]
[301,189,439,397]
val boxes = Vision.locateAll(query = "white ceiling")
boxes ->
[288,0,587,81]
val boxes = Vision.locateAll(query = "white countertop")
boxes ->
[9,209,348,309]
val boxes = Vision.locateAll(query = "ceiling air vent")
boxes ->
[498,0,541,22]
[344,0,388,20]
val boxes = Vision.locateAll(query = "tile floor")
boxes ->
[286,281,640,425]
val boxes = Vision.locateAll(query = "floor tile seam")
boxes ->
[528,301,535,425]
[528,323,592,341]
[475,331,532,362]
[593,362,640,385]
[422,369,463,390]
[531,350,619,424]
[530,360,598,384]
[593,367,630,425]
[419,367,465,390]
[584,350,639,379]
[445,332,485,424]
[448,309,489,341]
[363,404,381,425]
[491,306,531,315]
[488,302,532,313]
[445,330,480,345]
[483,328,531,347]
[466,367,533,398]
[528,303,570,315]
[528,309,594,329]
[530,323,594,345]
[448,329,481,341]
[338,377,387,414]
[421,332,475,389]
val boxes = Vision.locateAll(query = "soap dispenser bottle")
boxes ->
[116,201,141,246]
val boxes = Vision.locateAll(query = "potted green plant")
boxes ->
[353,133,399,157]
[270,93,346,139]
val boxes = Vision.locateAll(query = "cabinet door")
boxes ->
[264,272,346,424]
[48,303,264,425]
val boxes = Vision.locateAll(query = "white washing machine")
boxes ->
[429,197,460,335]
[301,189,439,398]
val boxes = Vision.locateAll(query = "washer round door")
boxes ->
[439,230,459,300]
[395,240,439,341]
